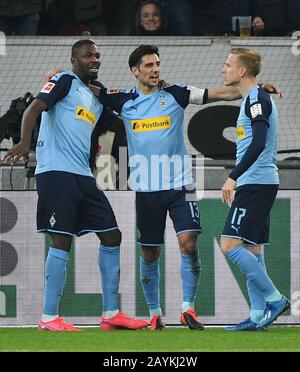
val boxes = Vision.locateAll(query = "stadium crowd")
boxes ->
[0,0,299,37]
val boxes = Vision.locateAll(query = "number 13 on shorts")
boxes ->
[189,201,200,222]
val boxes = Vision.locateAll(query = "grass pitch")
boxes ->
[0,326,299,352]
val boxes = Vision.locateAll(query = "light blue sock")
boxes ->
[150,308,163,317]
[248,253,266,322]
[225,246,281,299]
[182,301,195,313]
[181,252,201,306]
[250,309,265,324]
[140,257,161,314]
[99,244,120,312]
[43,247,69,315]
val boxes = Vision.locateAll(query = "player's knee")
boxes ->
[141,246,160,262]
[180,239,198,255]
[178,232,198,255]
[99,229,122,247]
[220,236,241,254]
[51,233,73,252]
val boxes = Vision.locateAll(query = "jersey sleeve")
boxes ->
[36,74,74,110]
[98,88,138,114]
[246,93,272,127]
[163,84,191,108]
[188,86,208,105]
[229,121,268,181]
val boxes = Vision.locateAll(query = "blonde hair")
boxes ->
[231,48,262,77]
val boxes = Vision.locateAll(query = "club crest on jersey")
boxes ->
[160,96,167,108]
[41,82,55,94]
[237,126,245,139]
[131,116,171,132]
[49,213,56,227]
[75,106,96,126]
[250,103,262,118]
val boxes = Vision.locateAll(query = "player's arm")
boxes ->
[207,86,241,102]
[221,96,271,205]
[43,68,62,83]
[207,83,282,103]
[89,107,123,171]
[89,84,122,112]
[221,121,268,205]
[89,83,138,115]
[4,74,73,165]
[4,99,47,165]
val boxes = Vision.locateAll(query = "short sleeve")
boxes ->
[36,74,74,110]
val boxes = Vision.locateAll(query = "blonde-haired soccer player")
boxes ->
[220,48,290,331]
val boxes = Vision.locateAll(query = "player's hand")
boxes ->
[260,83,283,98]
[42,68,62,83]
[3,142,30,165]
[221,177,236,206]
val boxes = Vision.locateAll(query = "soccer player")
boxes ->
[4,40,149,332]
[89,44,261,331]
[44,45,281,331]
[220,48,290,331]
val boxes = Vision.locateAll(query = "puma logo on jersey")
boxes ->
[131,116,171,132]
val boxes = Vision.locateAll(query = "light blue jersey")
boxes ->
[35,71,103,176]
[99,85,202,192]
[235,86,279,187]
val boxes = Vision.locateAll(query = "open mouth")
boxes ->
[89,66,99,74]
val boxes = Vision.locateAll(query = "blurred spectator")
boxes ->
[156,0,192,35]
[251,0,300,36]
[132,1,169,36]
[251,0,288,36]
[251,16,265,36]
[0,0,43,35]
[190,0,251,36]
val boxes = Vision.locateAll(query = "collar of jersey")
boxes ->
[135,86,159,97]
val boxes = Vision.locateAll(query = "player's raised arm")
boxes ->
[207,86,242,102]
[4,99,47,165]
[206,83,282,103]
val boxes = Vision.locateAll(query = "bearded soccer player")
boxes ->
[90,45,255,331]
[4,40,148,331]
[220,48,290,331]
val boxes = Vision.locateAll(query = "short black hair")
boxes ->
[71,39,96,57]
[128,45,159,69]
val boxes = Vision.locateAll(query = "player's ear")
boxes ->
[131,66,139,78]
[71,56,77,68]
[240,67,247,78]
